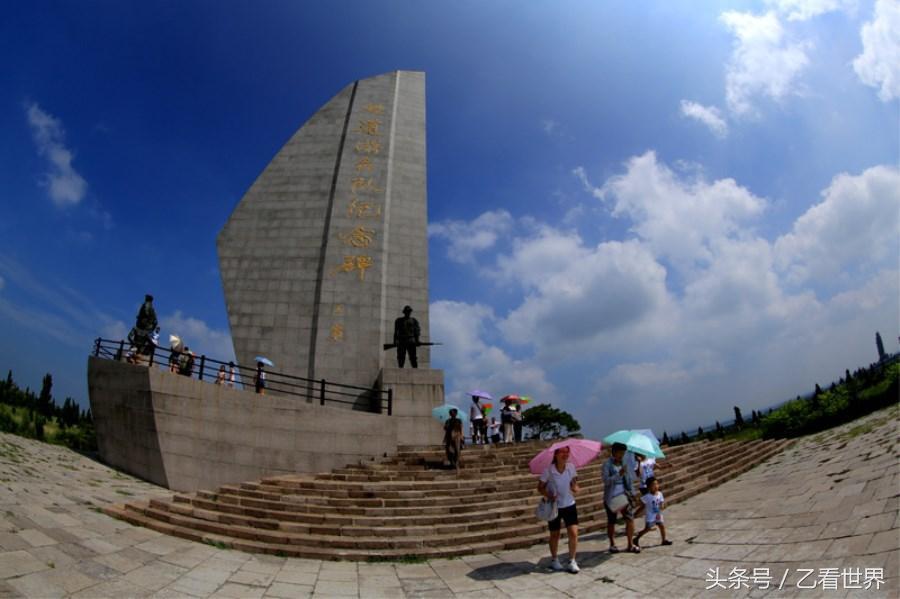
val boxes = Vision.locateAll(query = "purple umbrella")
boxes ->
[469,389,493,400]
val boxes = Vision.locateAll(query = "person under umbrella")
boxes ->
[168,335,183,373]
[443,407,464,470]
[529,439,602,574]
[538,445,582,573]
[470,395,487,445]
[253,357,273,395]
[603,442,639,553]
[255,361,267,395]
[501,399,516,443]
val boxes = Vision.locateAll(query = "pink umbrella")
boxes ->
[529,438,603,475]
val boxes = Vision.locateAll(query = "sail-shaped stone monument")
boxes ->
[218,70,432,390]
[88,72,443,491]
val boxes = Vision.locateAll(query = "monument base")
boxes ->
[378,367,444,447]
[87,357,399,492]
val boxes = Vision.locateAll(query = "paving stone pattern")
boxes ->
[0,405,896,597]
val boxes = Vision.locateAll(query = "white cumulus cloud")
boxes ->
[497,234,675,356]
[25,103,88,207]
[679,100,729,138]
[429,209,513,263]
[574,156,897,433]
[774,165,900,284]
[430,300,558,407]
[720,11,810,115]
[430,155,899,436]
[764,0,857,21]
[853,0,900,101]
[160,311,236,363]
[582,151,766,270]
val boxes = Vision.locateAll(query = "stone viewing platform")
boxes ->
[0,407,895,596]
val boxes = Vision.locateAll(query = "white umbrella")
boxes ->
[169,335,183,352]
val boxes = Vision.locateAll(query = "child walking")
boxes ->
[633,477,673,548]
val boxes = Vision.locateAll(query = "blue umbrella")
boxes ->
[603,429,666,459]
[469,389,493,400]
[254,356,274,367]
[432,404,469,426]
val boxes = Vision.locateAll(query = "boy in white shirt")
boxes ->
[633,477,673,548]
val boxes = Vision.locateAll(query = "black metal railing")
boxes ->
[92,338,392,415]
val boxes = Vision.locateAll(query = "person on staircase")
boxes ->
[443,408,464,470]
[470,396,487,444]
[501,400,515,443]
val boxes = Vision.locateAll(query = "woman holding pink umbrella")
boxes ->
[538,445,581,573]
[531,438,602,574]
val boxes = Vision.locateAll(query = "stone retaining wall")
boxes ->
[87,356,398,491]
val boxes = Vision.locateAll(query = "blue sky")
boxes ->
[0,0,897,439]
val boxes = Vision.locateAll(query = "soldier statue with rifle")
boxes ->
[127,294,158,363]
[392,305,420,368]
[384,305,442,368]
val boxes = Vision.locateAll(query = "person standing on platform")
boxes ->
[393,305,420,368]
[470,396,487,444]
[501,400,515,443]
[513,403,524,442]
[255,361,266,395]
[488,417,501,444]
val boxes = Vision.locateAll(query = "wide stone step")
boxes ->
[130,502,545,550]
[182,440,783,522]
[105,437,791,561]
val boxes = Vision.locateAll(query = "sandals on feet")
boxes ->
[661,540,673,546]
[627,546,641,553]
[608,546,620,554]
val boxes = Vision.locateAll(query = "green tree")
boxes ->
[522,404,581,439]
[37,374,54,419]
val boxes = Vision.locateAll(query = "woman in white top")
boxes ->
[537,446,581,573]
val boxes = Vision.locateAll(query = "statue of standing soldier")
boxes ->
[393,305,420,368]
[127,294,158,361]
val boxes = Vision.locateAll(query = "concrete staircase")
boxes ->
[104,437,792,561]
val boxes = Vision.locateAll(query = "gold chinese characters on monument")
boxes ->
[329,101,387,341]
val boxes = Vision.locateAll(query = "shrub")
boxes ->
[761,362,898,438]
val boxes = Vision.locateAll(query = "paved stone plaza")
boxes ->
[0,406,895,597]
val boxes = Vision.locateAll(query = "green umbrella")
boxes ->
[603,429,666,459]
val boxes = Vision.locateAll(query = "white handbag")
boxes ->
[535,497,558,521]
[607,493,629,513]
